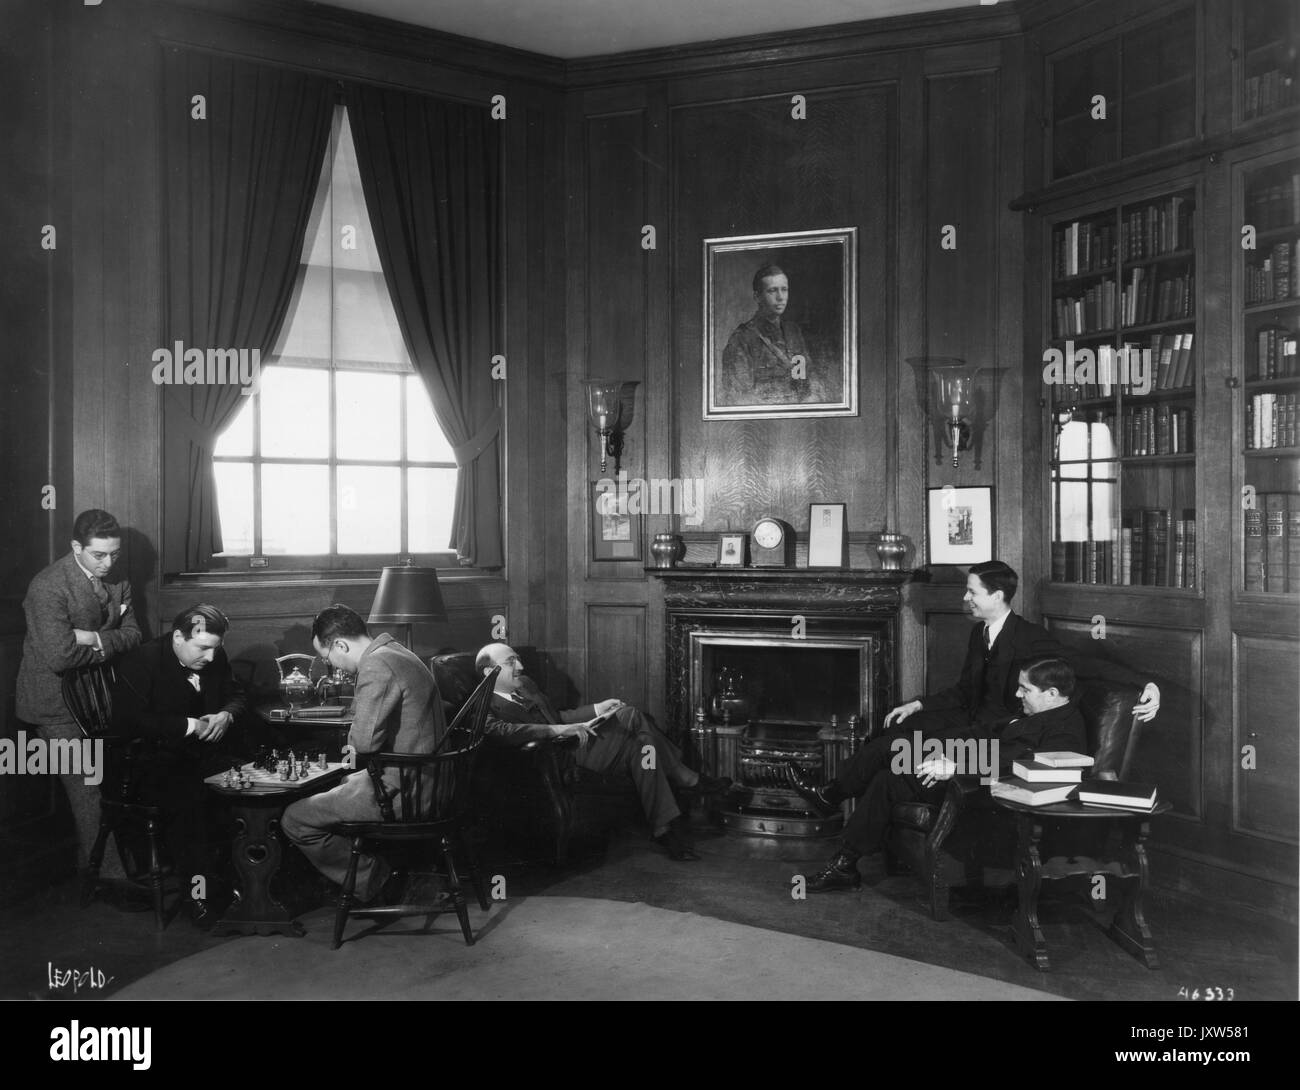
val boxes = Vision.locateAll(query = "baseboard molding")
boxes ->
[1150,846,1299,924]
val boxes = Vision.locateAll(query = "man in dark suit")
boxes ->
[475,643,729,861]
[16,509,142,875]
[789,560,1160,891]
[838,657,1089,871]
[111,604,247,928]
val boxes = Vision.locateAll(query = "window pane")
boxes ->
[215,397,254,457]
[336,371,400,461]
[406,377,455,462]
[213,462,254,555]
[262,464,330,554]
[338,466,401,553]
[408,467,457,552]
[260,366,329,459]
[273,264,332,363]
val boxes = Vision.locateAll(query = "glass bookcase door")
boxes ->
[1239,153,1300,596]
[1047,186,1198,591]
[1240,0,1299,125]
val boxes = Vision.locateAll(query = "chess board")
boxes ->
[204,761,349,793]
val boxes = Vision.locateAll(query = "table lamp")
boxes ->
[368,565,448,653]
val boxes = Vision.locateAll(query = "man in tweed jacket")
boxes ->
[16,509,142,872]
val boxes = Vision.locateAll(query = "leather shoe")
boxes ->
[653,827,701,862]
[681,772,733,796]
[784,762,842,815]
[184,897,217,931]
[806,850,862,893]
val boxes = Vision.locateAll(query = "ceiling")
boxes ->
[308,0,981,60]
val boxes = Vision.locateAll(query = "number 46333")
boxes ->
[1177,986,1235,1000]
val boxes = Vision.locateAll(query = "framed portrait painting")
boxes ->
[927,486,994,565]
[703,228,857,421]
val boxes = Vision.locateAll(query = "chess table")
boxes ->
[205,761,349,937]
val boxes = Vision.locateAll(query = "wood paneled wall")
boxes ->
[563,19,1026,727]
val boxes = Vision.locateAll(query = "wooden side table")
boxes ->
[993,796,1172,972]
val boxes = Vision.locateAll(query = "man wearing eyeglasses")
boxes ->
[16,509,142,881]
[475,642,730,862]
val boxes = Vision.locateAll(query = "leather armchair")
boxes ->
[429,652,615,866]
[885,677,1147,920]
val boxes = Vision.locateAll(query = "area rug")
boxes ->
[110,896,1063,1001]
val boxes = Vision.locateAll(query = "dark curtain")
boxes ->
[344,85,505,568]
[161,49,334,572]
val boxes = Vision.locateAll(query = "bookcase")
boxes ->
[1046,186,1198,590]
[1239,0,1299,126]
[1048,6,1196,181]
[1238,151,1300,597]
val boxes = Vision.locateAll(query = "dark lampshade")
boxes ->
[368,566,448,626]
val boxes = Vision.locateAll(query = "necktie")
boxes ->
[983,625,992,651]
[91,577,109,621]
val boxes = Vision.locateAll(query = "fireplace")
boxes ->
[651,568,912,838]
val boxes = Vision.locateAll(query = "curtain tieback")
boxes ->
[451,407,501,467]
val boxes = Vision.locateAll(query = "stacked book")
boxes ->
[1077,781,1159,813]
[990,751,1093,807]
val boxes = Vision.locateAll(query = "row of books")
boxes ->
[1119,196,1194,263]
[1121,265,1193,327]
[1051,508,1197,589]
[1243,69,1297,121]
[1245,174,1300,232]
[1113,404,1194,456]
[990,751,1158,811]
[1052,269,1194,336]
[1052,219,1116,278]
[1246,393,1299,449]
[1243,494,1300,594]
[1252,325,1299,379]
[1047,335,1197,402]
[1244,240,1299,304]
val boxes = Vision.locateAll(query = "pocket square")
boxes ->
[119,604,128,615]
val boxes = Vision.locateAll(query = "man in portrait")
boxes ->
[720,264,821,406]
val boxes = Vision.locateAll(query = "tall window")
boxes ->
[213,106,456,562]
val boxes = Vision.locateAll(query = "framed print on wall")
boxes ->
[703,227,858,421]
[927,486,994,565]
[591,481,643,561]
[807,502,848,569]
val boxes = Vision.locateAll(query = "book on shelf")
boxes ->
[1246,242,1300,304]
[1034,751,1095,769]
[1077,780,1159,812]
[1265,493,1287,592]
[1244,504,1265,592]
[1012,760,1084,783]
[1122,196,1193,261]
[1245,172,1300,230]
[989,776,1078,807]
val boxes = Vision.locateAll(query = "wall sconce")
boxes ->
[906,357,1002,470]
[581,379,640,475]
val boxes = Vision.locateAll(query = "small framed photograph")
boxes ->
[807,503,848,568]
[591,481,643,562]
[927,486,994,565]
[717,533,750,567]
